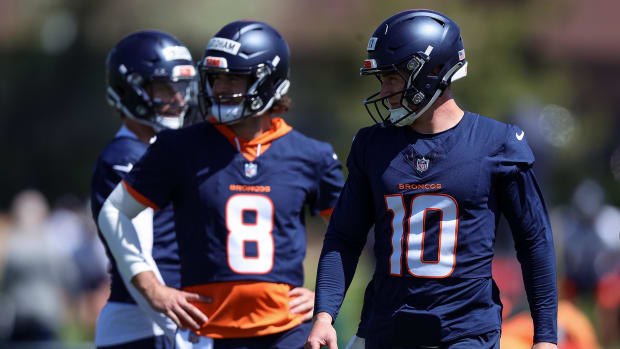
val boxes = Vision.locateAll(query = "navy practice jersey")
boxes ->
[315,112,557,344]
[91,129,180,303]
[123,121,344,288]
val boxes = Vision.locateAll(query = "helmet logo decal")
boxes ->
[424,45,434,56]
[458,49,466,61]
[367,37,378,51]
[172,65,196,80]
[364,59,377,69]
[162,46,192,61]
[204,56,228,68]
[207,37,241,55]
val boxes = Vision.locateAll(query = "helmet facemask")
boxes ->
[107,63,196,132]
[361,53,466,127]
[198,56,290,125]
[148,79,194,130]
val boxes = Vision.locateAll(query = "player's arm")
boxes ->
[498,127,558,345]
[93,155,180,338]
[116,204,181,339]
[98,182,209,329]
[501,167,558,346]
[307,131,374,348]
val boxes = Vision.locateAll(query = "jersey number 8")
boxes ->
[225,194,275,274]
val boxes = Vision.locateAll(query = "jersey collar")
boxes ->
[213,117,293,162]
[115,125,138,140]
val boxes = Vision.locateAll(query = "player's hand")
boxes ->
[289,287,315,322]
[132,271,211,330]
[145,283,211,330]
[305,312,338,349]
[532,343,557,349]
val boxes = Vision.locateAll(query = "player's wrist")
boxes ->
[313,312,333,324]
[131,271,161,297]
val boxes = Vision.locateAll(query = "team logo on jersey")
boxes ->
[416,157,430,172]
[516,130,525,141]
[244,162,258,178]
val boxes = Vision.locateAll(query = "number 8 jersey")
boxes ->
[123,117,344,338]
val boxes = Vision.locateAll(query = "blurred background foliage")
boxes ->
[1,0,619,348]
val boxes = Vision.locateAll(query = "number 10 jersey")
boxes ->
[316,112,557,344]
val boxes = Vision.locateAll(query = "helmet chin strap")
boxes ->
[255,79,290,116]
[388,89,442,127]
[388,61,465,127]
[388,99,415,127]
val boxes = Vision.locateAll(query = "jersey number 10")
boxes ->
[385,193,458,278]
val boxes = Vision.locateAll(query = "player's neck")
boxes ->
[228,114,273,142]
[410,91,464,135]
[124,118,156,144]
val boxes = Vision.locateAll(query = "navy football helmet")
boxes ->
[106,30,196,131]
[360,10,467,126]
[197,20,291,124]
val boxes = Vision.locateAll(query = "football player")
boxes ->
[91,30,196,348]
[306,9,558,349]
[97,20,344,349]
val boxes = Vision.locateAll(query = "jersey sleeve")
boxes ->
[308,143,345,216]
[495,124,535,175]
[91,162,123,219]
[123,133,179,210]
[497,125,558,344]
[91,139,146,219]
[314,128,376,320]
